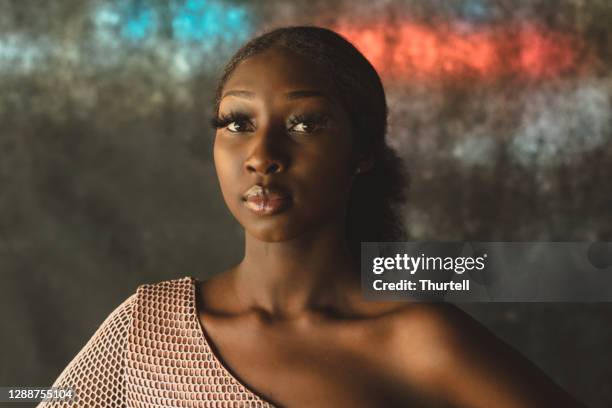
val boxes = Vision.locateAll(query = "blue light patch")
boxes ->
[171,0,252,44]
[121,5,158,41]
[90,0,253,75]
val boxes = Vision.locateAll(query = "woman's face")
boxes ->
[213,47,358,242]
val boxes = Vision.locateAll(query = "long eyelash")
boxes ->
[209,112,252,129]
[288,113,330,128]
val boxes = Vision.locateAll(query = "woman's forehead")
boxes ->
[223,47,336,96]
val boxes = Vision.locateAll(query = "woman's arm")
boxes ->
[37,294,136,408]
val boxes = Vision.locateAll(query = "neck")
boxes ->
[231,222,361,320]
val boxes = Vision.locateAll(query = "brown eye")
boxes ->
[287,113,330,134]
[227,121,247,132]
[289,122,311,133]
[211,112,254,133]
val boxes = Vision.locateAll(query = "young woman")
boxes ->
[40,26,585,408]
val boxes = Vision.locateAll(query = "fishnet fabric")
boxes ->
[38,293,135,407]
[39,277,274,407]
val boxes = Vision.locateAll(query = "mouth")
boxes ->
[242,184,293,216]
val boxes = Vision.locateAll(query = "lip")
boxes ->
[242,184,292,216]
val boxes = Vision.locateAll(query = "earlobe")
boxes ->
[353,156,374,175]
[362,158,374,173]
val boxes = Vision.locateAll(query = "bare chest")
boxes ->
[198,314,439,407]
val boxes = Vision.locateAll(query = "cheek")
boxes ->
[213,140,242,207]
[295,146,354,211]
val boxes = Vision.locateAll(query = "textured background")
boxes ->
[1,0,611,406]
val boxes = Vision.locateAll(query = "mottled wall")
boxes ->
[1,0,611,406]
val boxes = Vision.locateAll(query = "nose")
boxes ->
[244,126,289,176]
[246,159,282,175]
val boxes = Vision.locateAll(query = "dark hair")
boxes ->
[214,26,409,256]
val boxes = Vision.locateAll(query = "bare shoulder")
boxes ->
[375,303,585,408]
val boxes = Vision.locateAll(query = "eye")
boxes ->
[287,113,329,134]
[210,112,254,133]
[227,120,249,133]
[290,122,312,133]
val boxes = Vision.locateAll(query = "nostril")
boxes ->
[266,163,280,174]
[245,160,283,175]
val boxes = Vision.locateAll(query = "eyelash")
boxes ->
[210,112,329,134]
[287,113,329,133]
[210,112,252,131]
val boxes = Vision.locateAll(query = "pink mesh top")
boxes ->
[38,276,275,407]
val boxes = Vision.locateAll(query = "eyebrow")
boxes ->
[285,90,331,101]
[221,90,255,99]
[221,89,331,101]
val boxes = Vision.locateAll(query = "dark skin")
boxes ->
[198,47,584,407]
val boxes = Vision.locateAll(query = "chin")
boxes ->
[243,219,304,242]
[229,200,343,243]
